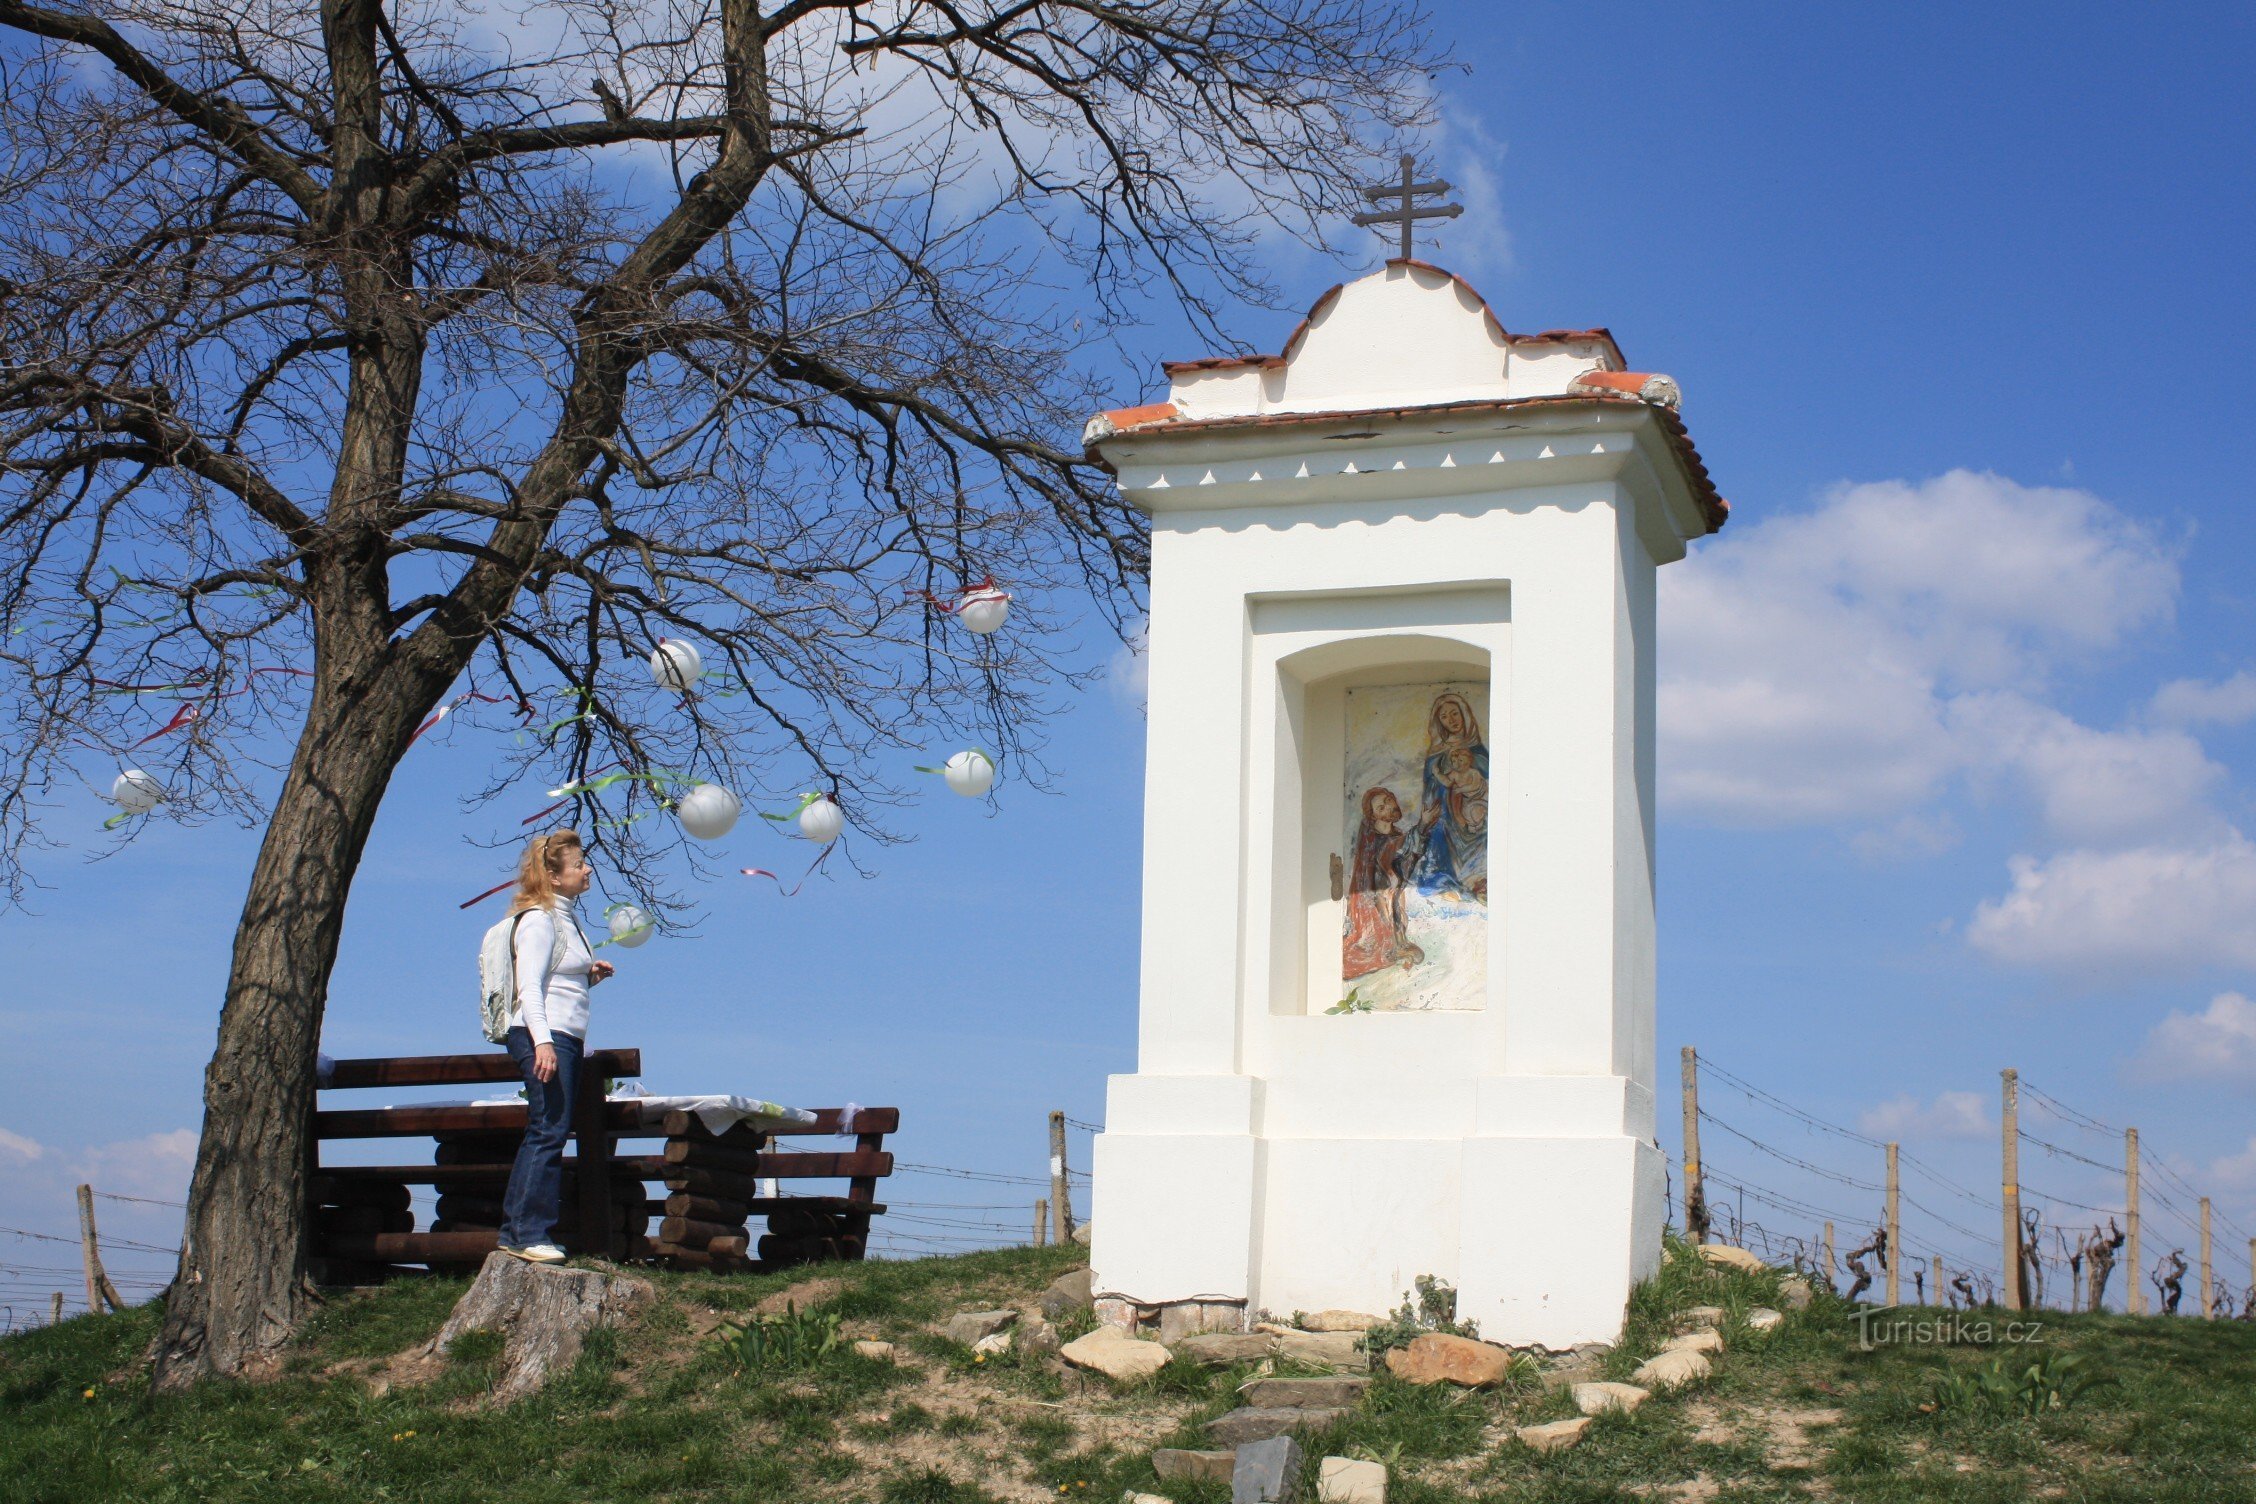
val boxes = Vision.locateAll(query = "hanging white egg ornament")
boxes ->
[797,796,844,845]
[649,638,704,692]
[942,749,996,798]
[110,769,166,816]
[674,781,742,841]
[956,584,1012,635]
[607,904,655,948]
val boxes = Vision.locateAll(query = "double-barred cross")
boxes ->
[1352,153,1463,261]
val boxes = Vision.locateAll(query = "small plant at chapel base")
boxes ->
[714,1303,841,1375]
[1922,1351,2117,1420]
[1364,1274,1480,1354]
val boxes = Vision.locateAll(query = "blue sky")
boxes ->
[6,2,2255,1319]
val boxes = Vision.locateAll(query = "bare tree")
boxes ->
[2079,1218,2125,1313]
[0,0,1442,1386]
[1844,1224,1886,1304]
[2019,1207,2046,1310]
[2154,1249,2186,1316]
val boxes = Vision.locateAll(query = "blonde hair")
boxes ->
[509,829,584,915]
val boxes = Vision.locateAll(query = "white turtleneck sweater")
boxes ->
[510,902,593,1045]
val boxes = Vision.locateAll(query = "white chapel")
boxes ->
[1084,258,1726,1348]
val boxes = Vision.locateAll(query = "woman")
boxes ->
[499,829,615,1261]
[1342,786,1425,980]
[1413,690,1489,901]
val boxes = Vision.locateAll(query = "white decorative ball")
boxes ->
[797,796,844,845]
[674,781,741,841]
[956,586,1011,636]
[649,638,704,692]
[111,769,165,815]
[942,749,996,798]
[607,905,654,948]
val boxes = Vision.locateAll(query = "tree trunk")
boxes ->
[151,638,437,1388]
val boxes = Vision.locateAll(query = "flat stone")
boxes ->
[1632,1347,1712,1390]
[1041,1267,1095,1319]
[1125,1494,1172,1504]
[1018,1315,1062,1360]
[1318,1456,1387,1504]
[1746,1307,1784,1333]
[1205,1405,1355,1447]
[1516,1417,1593,1453]
[1232,1434,1303,1504]
[1061,1326,1172,1384]
[851,1339,895,1360]
[1275,1330,1367,1372]
[1695,1243,1766,1273]
[1663,1327,1723,1355]
[1383,1332,1517,1388]
[1072,1222,1094,1247]
[1160,1298,1249,1344]
[1571,1381,1649,1416]
[1238,1375,1370,1410]
[972,1331,1012,1355]
[1152,1450,1237,1485]
[1179,1332,1279,1367]
[945,1308,1017,1345]
[1301,1309,1384,1333]
[1779,1276,1814,1311]
[1539,1363,1604,1391]
[1680,1305,1726,1326]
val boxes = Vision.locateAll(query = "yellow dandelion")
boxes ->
[82,1387,95,1399]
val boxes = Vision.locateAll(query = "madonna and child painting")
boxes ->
[1338,682,1488,1012]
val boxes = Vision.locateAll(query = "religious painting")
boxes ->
[1337,680,1488,1011]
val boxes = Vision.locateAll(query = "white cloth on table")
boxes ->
[510,901,593,1046]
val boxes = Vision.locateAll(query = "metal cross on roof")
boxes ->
[1352,153,1463,262]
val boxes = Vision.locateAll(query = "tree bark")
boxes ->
[151,628,437,1387]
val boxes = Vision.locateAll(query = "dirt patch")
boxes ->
[755,1276,845,1317]
[1755,1404,1843,1469]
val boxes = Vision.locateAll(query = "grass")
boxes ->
[2,1236,2253,1502]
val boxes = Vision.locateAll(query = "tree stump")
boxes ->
[427,1252,654,1402]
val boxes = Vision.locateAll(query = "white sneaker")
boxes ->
[511,1243,568,1263]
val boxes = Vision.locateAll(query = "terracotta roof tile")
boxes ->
[1084,392,1726,534]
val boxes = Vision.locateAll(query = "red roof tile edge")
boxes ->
[1083,392,1726,534]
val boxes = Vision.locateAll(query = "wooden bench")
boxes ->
[307,1049,895,1280]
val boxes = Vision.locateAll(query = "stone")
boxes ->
[1516,1417,1594,1453]
[1571,1381,1649,1416]
[1072,1222,1094,1247]
[1746,1307,1784,1333]
[972,1331,1012,1356]
[1205,1405,1355,1447]
[1695,1243,1766,1273]
[1179,1332,1279,1367]
[1779,1276,1814,1311]
[1382,1332,1517,1388]
[944,1308,1018,1345]
[1233,1434,1304,1504]
[1061,1325,1172,1384]
[1152,1450,1237,1485]
[1041,1267,1095,1319]
[1160,1298,1249,1344]
[1680,1305,1726,1326]
[1632,1347,1712,1390]
[1318,1456,1388,1504]
[851,1339,896,1361]
[1301,1309,1384,1333]
[1126,1495,1172,1504]
[428,1252,655,1404]
[1538,1363,1604,1391]
[1238,1375,1370,1410]
[1018,1315,1062,1361]
[1275,1330,1367,1372]
[1662,1328,1723,1355]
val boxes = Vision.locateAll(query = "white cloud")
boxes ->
[1858,1091,1993,1140]
[2151,670,2256,729]
[68,1128,197,1202]
[2203,1137,2256,1194]
[0,1126,43,1161]
[1947,694,2226,849]
[1966,832,2256,974]
[2131,993,2256,1084]
[1662,470,2181,832]
[1107,618,1149,710]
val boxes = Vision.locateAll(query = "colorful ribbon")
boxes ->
[739,842,835,897]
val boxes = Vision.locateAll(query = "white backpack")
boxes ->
[477,909,568,1044]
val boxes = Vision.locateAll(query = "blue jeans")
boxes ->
[501,1027,583,1248]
